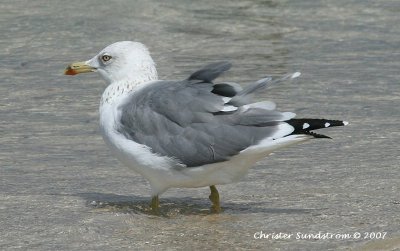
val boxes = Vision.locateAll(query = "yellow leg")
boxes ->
[151,195,159,214]
[209,185,222,213]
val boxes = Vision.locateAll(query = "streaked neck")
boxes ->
[100,68,158,106]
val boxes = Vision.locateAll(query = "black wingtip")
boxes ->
[287,118,348,139]
[287,118,348,131]
[188,61,232,82]
[306,131,332,139]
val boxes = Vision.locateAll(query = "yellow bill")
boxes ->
[64,61,95,75]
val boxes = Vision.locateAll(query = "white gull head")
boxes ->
[86,41,158,85]
[63,41,159,105]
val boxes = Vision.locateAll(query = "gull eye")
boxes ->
[101,55,112,62]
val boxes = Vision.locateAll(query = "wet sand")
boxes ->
[1,0,399,250]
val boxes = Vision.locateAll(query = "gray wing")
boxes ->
[117,62,295,167]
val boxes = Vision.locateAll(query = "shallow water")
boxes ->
[1,0,399,250]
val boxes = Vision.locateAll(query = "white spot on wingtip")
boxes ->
[291,72,301,79]
[303,123,310,129]
[343,121,349,125]
[325,122,330,127]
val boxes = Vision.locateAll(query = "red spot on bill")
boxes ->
[64,67,78,75]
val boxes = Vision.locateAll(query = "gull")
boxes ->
[65,41,348,213]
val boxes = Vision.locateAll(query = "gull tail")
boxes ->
[286,119,349,139]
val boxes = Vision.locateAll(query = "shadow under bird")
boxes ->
[65,41,348,213]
